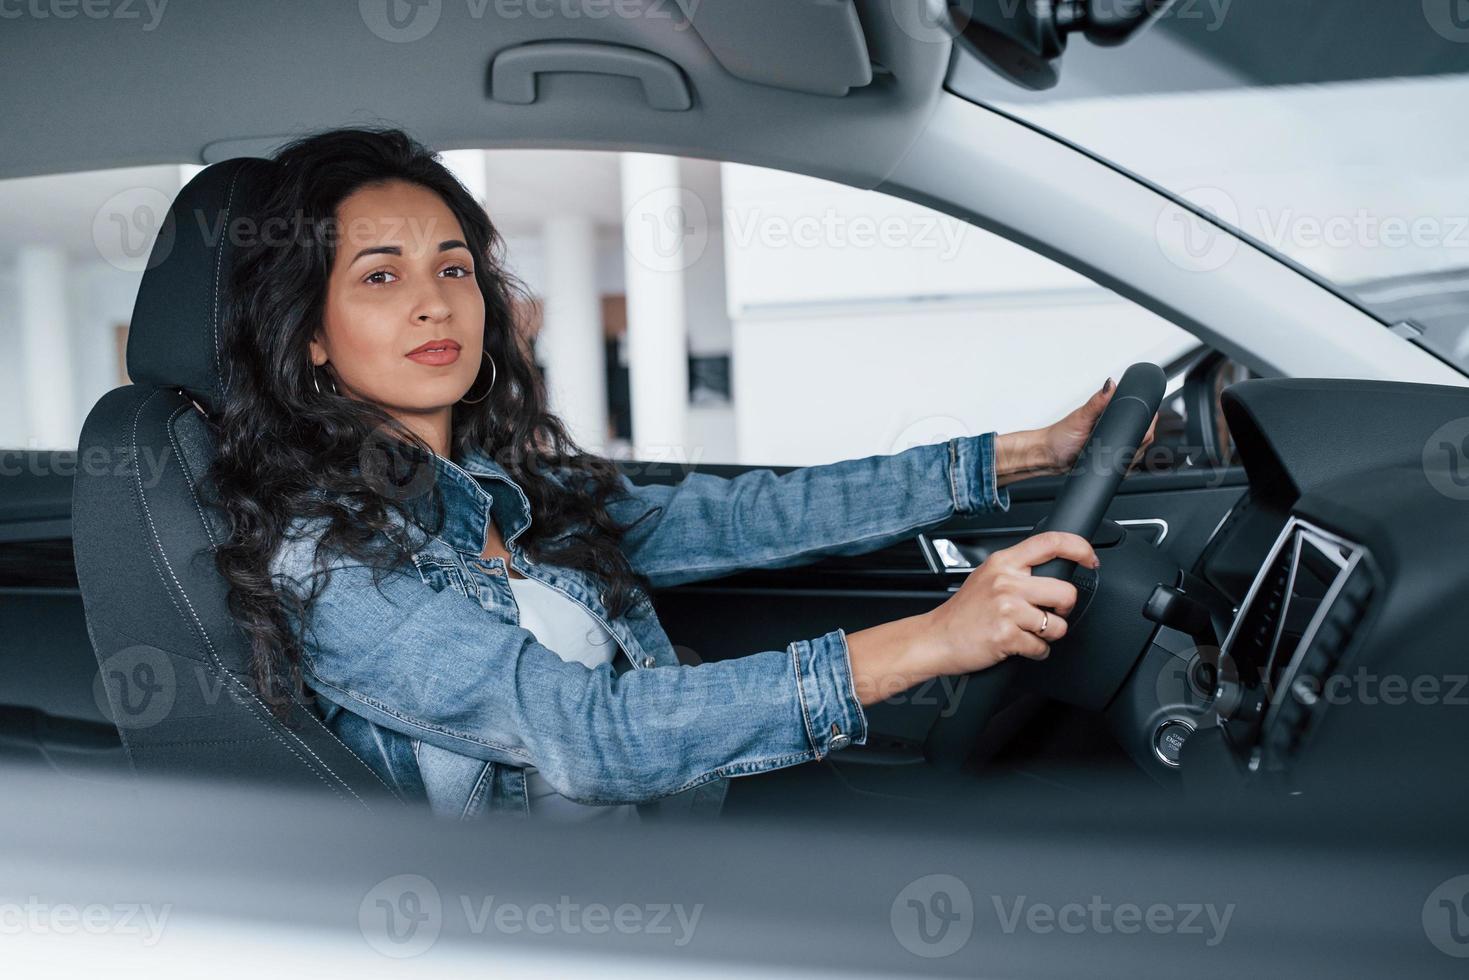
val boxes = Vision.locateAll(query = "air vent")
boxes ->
[1216,517,1371,764]
[1264,565,1374,762]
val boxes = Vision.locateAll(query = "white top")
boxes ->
[508,574,640,825]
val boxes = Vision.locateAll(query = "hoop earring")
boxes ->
[459,351,497,405]
[312,364,339,397]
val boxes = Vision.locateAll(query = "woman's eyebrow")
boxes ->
[348,240,470,264]
[349,244,401,264]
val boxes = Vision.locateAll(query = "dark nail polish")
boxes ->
[1103,377,1114,394]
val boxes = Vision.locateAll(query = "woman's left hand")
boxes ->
[997,378,1158,483]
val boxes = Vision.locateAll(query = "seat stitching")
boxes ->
[145,735,283,747]
[167,404,217,548]
[128,400,340,803]
[129,390,357,807]
[211,166,243,390]
[166,401,402,802]
[129,391,342,802]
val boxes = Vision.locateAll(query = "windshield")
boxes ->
[948,0,1469,372]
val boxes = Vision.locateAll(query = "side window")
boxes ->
[0,151,1240,475]
[451,151,1248,477]
[711,163,1226,471]
[1,162,202,451]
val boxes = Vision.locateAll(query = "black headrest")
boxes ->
[126,157,278,413]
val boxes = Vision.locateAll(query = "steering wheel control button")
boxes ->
[1153,720,1194,768]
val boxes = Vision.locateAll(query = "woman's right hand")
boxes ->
[845,532,1099,706]
[924,531,1098,674]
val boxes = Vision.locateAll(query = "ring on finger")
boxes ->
[1036,611,1049,634]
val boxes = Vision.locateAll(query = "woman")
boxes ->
[212,127,1120,822]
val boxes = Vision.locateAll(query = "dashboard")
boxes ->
[1164,378,1469,796]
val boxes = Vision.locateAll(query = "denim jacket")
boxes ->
[269,433,1010,820]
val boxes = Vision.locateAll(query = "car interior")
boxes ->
[3,0,1467,822]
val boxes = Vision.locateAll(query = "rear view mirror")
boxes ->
[942,0,1177,91]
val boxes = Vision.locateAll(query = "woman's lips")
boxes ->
[405,339,461,366]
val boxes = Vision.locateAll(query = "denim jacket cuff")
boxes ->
[789,628,868,760]
[949,432,1011,515]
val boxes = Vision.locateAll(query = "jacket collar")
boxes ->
[424,445,533,556]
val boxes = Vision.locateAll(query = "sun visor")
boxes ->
[676,0,874,97]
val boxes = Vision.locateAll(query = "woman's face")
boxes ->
[311,179,486,417]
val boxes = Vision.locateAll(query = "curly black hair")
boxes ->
[208,127,648,719]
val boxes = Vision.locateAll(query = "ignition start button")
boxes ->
[1153,720,1195,768]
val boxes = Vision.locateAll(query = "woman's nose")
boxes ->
[412,284,452,322]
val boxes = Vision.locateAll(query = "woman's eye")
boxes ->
[440,264,472,279]
[363,269,397,285]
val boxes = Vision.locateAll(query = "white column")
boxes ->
[437,150,488,208]
[539,214,608,450]
[620,153,690,460]
[16,246,77,448]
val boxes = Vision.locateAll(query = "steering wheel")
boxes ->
[1031,361,1167,581]
[923,361,1167,770]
